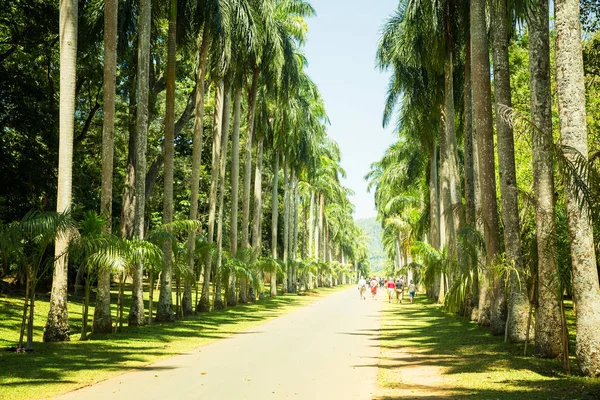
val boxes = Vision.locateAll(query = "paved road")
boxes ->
[54,287,382,400]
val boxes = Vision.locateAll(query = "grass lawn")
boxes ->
[376,296,600,399]
[0,283,350,400]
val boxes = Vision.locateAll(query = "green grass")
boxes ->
[376,297,600,399]
[0,283,350,400]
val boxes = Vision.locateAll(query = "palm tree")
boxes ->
[44,0,78,342]
[156,0,178,323]
[214,82,232,310]
[490,0,528,340]
[128,0,152,327]
[228,84,243,306]
[240,68,260,303]
[93,0,118,334]
[198,79,225,312]
[554,0,600,377]
[470,0,501,327]
[527,0,562,358]
[183,0,223,314]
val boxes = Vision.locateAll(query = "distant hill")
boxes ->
[356,217,386,272]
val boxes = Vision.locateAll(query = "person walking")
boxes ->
[408,280,416,304]
[370,277,378,300]
[357,276,367,300]
[386,277,396,303]
[395,278,403,303]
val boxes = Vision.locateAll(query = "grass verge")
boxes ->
[0,284,350,400]
[376,296,600,399]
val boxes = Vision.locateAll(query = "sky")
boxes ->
[303,0,399,220]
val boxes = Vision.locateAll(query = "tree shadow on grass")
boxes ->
[375,297,600,400]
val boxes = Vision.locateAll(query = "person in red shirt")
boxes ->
[386,277,396,303]
[370,277,378,299]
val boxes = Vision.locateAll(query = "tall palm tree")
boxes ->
[527,0,562,358]
[156,0,178,323]
[554,0,600,377]
[93,0,118,334]
[198,80,225,312]
[44,0,78,342]
[470,0,501,327]
[228,84,242,306]
[214,81,232,310]
[128,0,151,327]
[490,0,528,340]
[183,0,223,314]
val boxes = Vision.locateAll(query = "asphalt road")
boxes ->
[54,287,382,400]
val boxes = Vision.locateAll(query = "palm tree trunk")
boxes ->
[314,191,320,260]
[302,194,308,260]
[214,84,231,311]
[471,0,501,327]
[155,0,177,323]
[270,148,280,296]
[463,39,480,319]
[528,0,563,358]
[251,135,264,299]
[429,143,441,300]
[44,0,78,342]
[490,0,528,340]
[128,0,151,327]
[93,0,118,334]
[319,194,325,265]
[443,50,464,273]
[120,73,137,240]
[184,27,210,315]
[198,80,225,312]
[240,69,260,304]
[283,158,290,292]
[292,176,299,292]
[555,0,600,377]
[228,85,242,306]
[309,191,314,258]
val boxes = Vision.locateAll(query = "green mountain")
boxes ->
[356,217,386,272]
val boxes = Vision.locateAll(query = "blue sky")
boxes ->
[303,0,399,220]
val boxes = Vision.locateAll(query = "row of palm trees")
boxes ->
[368,0,600,377]
[35,0,368,345]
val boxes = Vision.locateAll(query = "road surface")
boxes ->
[54,287,382,400]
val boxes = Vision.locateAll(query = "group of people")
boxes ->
[357,276,416,303]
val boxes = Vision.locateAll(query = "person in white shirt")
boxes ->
[357,277,367,300]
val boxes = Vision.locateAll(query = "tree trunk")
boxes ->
[490,0,528,340]
[528,0,562,358]
[292,176,299,292]
[251,135,264,299]
[128,0,151,327]
[228,85,242,306]
[184,27,210,315]
[463,40,480,320]
[199,80,225,312]
[44,0,78,342]
[443,50,464,272]
[93,0,118,334]
[270,148,280,296]
[156,0,177,322]
[120,80,137,240]
[214,84,231,311]
[309,191,314,258]
[429,143,441,300]
[555,0,600,377]
[471,0,501,327]
[240,69,260,304]
[319,194,325,264]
